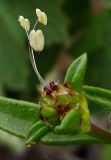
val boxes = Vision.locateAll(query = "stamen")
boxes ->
[25,29,46,86]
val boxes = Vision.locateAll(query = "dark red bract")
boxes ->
[43,82,57,96]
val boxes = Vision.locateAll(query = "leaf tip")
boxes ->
[81,52,87,62]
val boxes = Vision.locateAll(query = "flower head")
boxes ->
[29,29,44,52]
[40,82,81,123]
[36,9,47,25]
[18,16,30,31]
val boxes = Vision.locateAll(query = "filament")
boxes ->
[28,46,46,86]
[33,20,38,30]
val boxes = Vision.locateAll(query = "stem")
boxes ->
[91,122,111,141]
[108,112,111,130]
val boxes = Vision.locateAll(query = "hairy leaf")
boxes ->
[0,96,40,138]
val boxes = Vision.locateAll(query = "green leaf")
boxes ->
[0,96,40,138]
[26,121,50,144]
[41,132,111,145]
[83,85,111,113]
[54,105,81,134]
[64,53,87,90]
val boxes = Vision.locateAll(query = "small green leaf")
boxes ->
[0,96,40,138]
[55,105,81,134]
[83,85,111,112]
[64,53,87,90]
[41,132,111,145]
[26,121,50,144]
